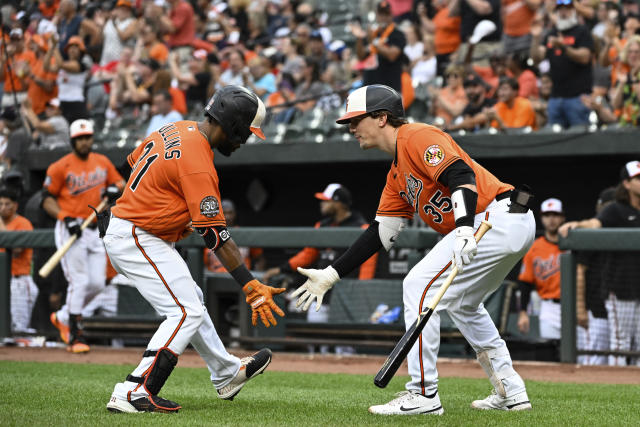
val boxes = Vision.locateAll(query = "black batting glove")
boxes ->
[101,184,121,204]
[63,216,82,238]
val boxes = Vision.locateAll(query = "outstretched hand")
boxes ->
[242,279,286,327]
[291,266,340,312]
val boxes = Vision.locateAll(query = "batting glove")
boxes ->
[242,279,286,327]
[63,216,82,238]
[101,184,121,204]
[452,226,477,273]
[292,266,340,312]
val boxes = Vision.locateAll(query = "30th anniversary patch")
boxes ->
[200,196,220,217]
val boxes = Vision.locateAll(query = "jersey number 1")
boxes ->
[130,141,158,192]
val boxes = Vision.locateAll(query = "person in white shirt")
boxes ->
[145,90,183,136]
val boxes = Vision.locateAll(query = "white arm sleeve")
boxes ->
[375,215,406,251]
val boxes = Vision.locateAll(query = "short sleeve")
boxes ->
[596,203,620,227]
[180,172,226,228]
[43,162,63,196]
[408,127,461,183]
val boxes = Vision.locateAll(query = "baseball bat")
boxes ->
[374,220,492,388]
[38,198,109,278]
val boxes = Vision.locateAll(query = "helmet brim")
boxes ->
[251,127,265,140]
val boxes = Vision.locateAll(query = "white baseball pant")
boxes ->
[54,219,106,321]
[10,274,38,333]
[402,197,536,396]
[605,294,640,366]
[103,216,241,400]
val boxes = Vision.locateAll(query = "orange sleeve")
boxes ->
[127,142,145,168]
[179,172,225,228]
[43,161,63,196]
[518,246,535,283]
[288,247,320,270]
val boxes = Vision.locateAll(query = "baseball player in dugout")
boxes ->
[102,85,282,414]
[517,198,566,341]
[42,119,125,354]
[0,188,38,334]
[291,84,537,415]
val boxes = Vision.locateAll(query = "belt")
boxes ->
[544,298,561,303]
[495,190,512,201]
[87,222,98,229]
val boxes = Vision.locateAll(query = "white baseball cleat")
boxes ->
[216,348,272,400]
[368,390,444,415]
[471,390,532,411]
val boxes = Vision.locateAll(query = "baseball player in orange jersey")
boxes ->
[103,85,283,414]
[0,188,38,333]
[42,119,125,353]
[291,85,537,415]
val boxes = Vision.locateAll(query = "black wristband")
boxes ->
[230,264,254,287]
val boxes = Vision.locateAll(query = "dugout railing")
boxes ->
[558,228,640,363]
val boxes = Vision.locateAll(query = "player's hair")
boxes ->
[370,110,408,127]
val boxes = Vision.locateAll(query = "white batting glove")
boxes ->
[452,226,477,273]
[291,266,340,312]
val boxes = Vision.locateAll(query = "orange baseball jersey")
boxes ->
[112,121,226,242]
[376,123,512,234]
[44,152,123,220]
[518,237,563,300]
[0,215,33,276]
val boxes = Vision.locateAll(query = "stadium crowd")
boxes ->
[0,0,639,366]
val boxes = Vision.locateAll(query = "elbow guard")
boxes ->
[451,187,478,228]
[375,215,405,251]
[196,226,231,251]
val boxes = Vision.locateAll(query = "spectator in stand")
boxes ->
[447,73,494,131]
[99,0,139,66]
[137,22,169,66]
[151,69,188,116]
[599,13,639,88]
[506,52,539,99]
[145,90,183,137]
[170,49,214,110]
[2,108,31,181]
[471,50,507,98]
[484,77,537,130]
[108,58,160,117]
[154,0,196,70]
[350,1,406,93]
[560,161,640,366]
[20,98,69,150]
[39,0,61,20]
[402,21,424,67]
[217,49,247,88]
[204,199,265,273]
[411,33,437,85]
[502,0,541,54]
[531,72,552,128]
[0,187,38,334]
[417,0,461,76]
[246,56,277,101]
[530,0,594,129]
[44,35,89,123]
[518,198,565,341]
[449,0,502,62]
[611,35,640,126]
[574,187,615,366]
[26,34,58,117]
[0,28,36,109]
[55,0,100,53]
[294,56,329,112]
[431,64,468,127]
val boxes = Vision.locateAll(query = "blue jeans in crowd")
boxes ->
[547,96,591,129]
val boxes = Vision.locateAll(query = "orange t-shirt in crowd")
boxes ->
[608,39,629,87]
[44,152,124,220]
[433,7,461,55]
[39,0,60,19]
[112,121,226,242]
[435,85,467,126]
[518,236,562,299]
[149,42,170,64]
[502,0,535,37]
[517,69,538,99]
[492,96,537,129]
[474,65,500,98]
[401,71,415,109]
[28,57,59,115]
[0,215,34,276]
[169,87,187,115]
[3,49,36,92]
[376,124,512,235]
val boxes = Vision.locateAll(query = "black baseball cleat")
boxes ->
[216,348,272,400]
[107,395,181,413]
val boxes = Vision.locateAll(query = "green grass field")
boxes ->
[2,360,639,426]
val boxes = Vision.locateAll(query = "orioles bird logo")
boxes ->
[424,145,444,166]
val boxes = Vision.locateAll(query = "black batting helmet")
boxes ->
[336,84,404,124]
[204,85,266,142]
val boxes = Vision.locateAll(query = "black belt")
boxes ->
[545,298,561,303]
[495,190,512,201]
[87,222,98,229]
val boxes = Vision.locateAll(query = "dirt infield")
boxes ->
[2,345,639,384]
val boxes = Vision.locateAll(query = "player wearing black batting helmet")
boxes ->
[336,84,405,124]
[204,85,266,156]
